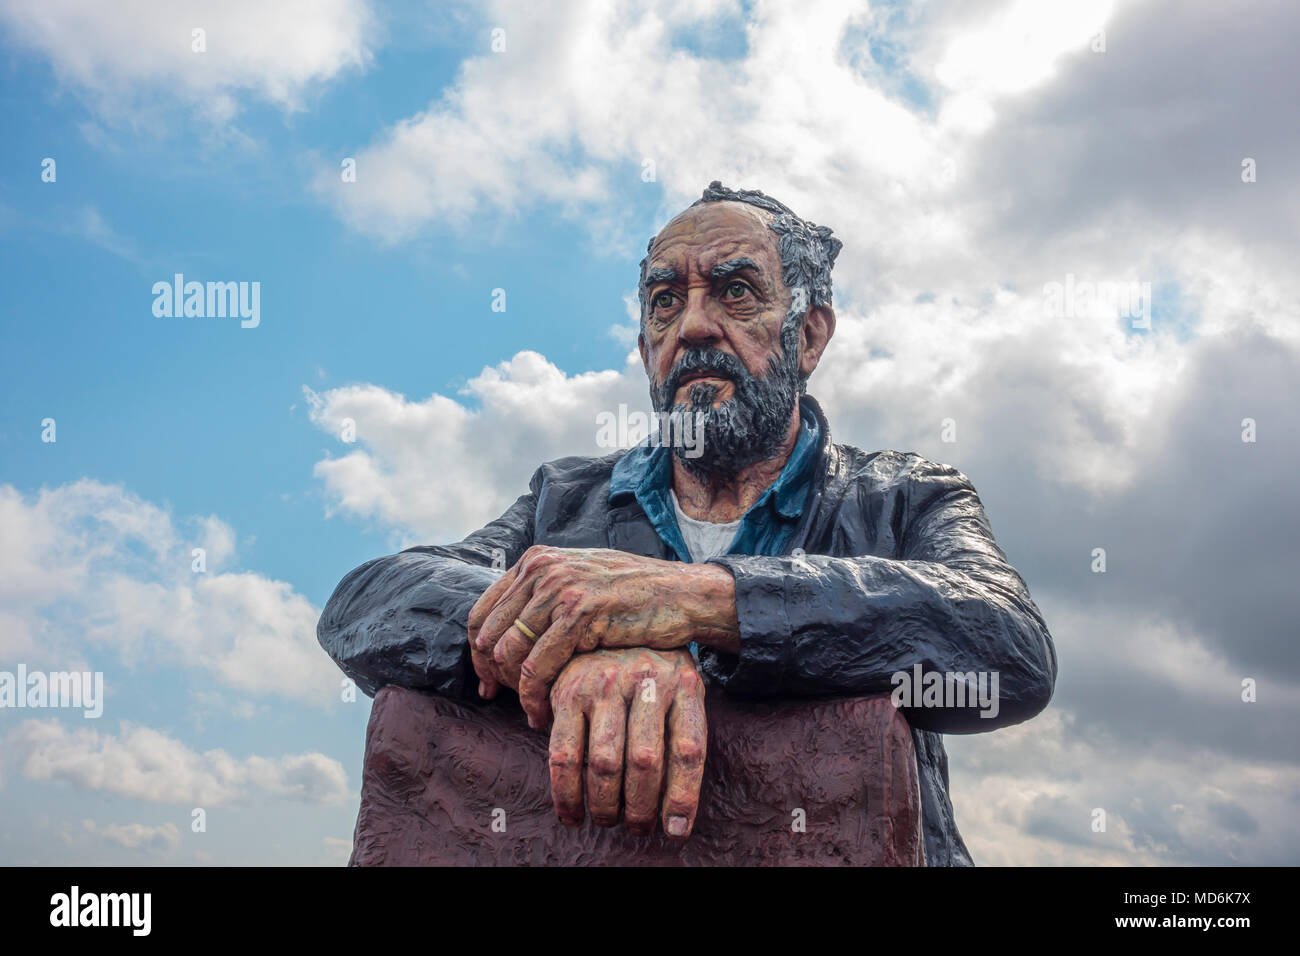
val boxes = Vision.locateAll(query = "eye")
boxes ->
[652,291,676,310]
[722,280,750,300]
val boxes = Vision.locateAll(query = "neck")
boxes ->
[671,404,802,522]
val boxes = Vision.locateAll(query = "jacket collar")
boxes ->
[608,395,829,555]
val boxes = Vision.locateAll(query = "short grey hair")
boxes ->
[637,180,842,333]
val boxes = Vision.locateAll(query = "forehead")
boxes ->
[647,201,780,275]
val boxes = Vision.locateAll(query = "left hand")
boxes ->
[546,647,707,837]
[467,546,733,727]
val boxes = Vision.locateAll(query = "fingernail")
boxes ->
[667,815,688,836]
[478,680,486,697]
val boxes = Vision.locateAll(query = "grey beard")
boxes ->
[650,331,802,481]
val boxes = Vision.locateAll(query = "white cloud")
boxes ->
[9,719,349,807]
[317,0,947,244]
[931,0,1114,100]
[0,480,339,705]
[0,0,376,123]
[306,350,648,543]
[298,0,1300,866]
[948,707,1300,865]
[82,819,181,853]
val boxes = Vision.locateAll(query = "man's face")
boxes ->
[639,201,803,478]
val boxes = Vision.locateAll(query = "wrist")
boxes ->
[677,562,740,654]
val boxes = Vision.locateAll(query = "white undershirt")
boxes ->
[670,489,741,562]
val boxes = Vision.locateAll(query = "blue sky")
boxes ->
[2,0,1298,866]
[0,0,683,865]
[1,32,648,602]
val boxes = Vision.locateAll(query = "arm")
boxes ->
[697,461,1056,733]
[316,470,540,699]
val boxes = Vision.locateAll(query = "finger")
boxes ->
[518,605,587,728]
[548,701,586,827]
[622,674,667,836]
[467,559,519,634]
[492,627,534,696]
[468,568,520,699]
[585,696,628,827]
[662,673,707,839]
[469,641,502,699]
[475,565,548,660]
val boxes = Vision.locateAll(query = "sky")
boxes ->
[0,0,1297,865]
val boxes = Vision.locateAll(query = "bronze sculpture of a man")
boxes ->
[318,182,1057,866]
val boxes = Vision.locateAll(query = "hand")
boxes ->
[466,546,737,726]
[547,647,707,838]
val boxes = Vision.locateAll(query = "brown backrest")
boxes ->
[350,686,924,866]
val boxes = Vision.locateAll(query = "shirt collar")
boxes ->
[609,399,822,521]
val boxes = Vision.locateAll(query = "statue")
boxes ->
[318,182,1057,866]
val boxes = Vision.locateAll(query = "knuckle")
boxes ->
[529,547,560,569]
[516,548,542,575]
[627,746,660,772]
[549,749,581,772]
[672,739,706,764]
[555,586,585,607]
[587,753,623,776]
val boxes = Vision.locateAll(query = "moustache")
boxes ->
[662,350,751,400]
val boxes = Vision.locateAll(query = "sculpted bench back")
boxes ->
[350,686,925,866]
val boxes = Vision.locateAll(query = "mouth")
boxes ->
[678,370,733,388]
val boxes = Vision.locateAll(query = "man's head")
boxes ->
[637,182,841,479]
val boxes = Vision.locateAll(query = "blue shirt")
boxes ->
[608,402,822,564]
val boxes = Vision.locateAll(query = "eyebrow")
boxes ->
[710,257,760,280]
[643,267,678,289]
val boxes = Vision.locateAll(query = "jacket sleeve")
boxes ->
[316,470,541,700]
[700,461,1057,734]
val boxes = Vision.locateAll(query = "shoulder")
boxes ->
[828,443,977,498]
[529,449,627,494]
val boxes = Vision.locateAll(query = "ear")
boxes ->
[798,305,836,378]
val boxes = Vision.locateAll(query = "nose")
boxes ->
[676,288,724,350]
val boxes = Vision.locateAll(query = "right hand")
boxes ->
[547,647,707,838]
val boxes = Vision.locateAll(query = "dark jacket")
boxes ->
[317,395,1058,866]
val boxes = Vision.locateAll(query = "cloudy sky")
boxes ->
[1,0,1296,865]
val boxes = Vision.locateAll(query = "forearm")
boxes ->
[318,482,540,698]
[699,552,1056,733]
[317,550,500,699]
